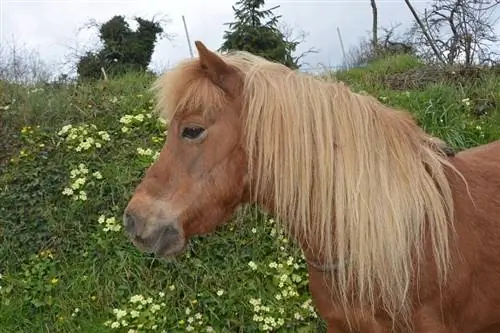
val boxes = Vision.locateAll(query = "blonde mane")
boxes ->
[153,51,459,327]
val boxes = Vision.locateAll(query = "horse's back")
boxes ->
[457,139,500,162]
[453,139,500,195]
[444,139,500,333]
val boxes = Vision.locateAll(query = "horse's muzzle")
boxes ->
[123,211,185,257]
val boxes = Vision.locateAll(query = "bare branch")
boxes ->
[404,0,447,64]
[406,0,500,65]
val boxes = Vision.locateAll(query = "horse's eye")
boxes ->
[181,126,205,141]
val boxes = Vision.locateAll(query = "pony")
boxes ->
[123,41,500,333]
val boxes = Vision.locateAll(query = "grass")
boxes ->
[1,55,499,332]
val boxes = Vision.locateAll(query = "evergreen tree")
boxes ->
[220,0,300,69]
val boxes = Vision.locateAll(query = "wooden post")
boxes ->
[182,15,194,58]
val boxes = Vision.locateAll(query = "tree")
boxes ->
[219,0,305,69]
[76,15,171,80]
[405,0,500,66]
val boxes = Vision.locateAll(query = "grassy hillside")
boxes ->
[1,55,499,333]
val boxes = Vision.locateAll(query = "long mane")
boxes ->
[152,51,459,327]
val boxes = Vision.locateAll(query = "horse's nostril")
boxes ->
[124,211,140,235]
[163,225,180,243]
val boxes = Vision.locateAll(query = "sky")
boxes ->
[0,0,444,76]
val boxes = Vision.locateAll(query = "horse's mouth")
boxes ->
[130,225,186,258]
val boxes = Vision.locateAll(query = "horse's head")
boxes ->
[123,41,249,257]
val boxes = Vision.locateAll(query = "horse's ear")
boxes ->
[194,40,238,95]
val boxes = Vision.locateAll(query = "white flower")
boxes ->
[248,261,257,270]
[78,191,87,201]
[62,187,74,196]
[129,294,144,303]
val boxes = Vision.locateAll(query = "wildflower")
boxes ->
[98,131,111,141]
[72,308,80,317]
[78,191,88,201]
[113,309,127,320]
[216,289,224,296]
[129,294,144,303]
[92,171,103,179]
[102,216,121,232]
[21,126,33,134]
[137,147,153,156]
[120,115,134,125]
[248,261,258,270]
[51,277,59,284]
[71,177,86,189]
[58,124,73,136]
[62,187,74,196]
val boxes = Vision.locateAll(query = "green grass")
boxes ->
[1,55,499,332]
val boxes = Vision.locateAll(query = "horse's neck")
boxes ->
[252,188,330,266]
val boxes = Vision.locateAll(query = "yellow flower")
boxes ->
[51,277,59,284]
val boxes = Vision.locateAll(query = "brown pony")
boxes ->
[123,41,500,333]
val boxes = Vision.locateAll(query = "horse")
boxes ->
[123,41,500,333]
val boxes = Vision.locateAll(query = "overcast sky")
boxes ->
[1,0,443,76]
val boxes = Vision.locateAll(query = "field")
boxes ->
[1,55,499,333]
